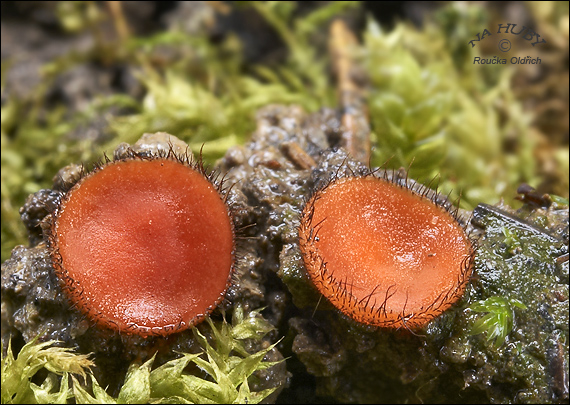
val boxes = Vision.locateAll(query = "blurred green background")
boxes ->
[2,1,568,262]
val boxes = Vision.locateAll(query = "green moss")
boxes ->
[1,1,349,262]
[551,195,569,206]
[363,4,542,209]
[3,3,568,402]
[469,296,527,347]
[1,336,93,404]
[3,1,567,258]
[2,307,282,404]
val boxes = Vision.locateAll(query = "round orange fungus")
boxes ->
[299,175,474,329]
[49,157,234,337]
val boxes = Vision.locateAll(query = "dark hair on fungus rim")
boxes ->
[298,167,476,330]
[46,147,235,337]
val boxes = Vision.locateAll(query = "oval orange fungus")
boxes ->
[299,175,474,329]
[49,157,234,337]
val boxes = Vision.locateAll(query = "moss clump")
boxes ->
[1,1,355,262]
[2,307,283,404]
[1,336,93,404]
[363,4,545,209]
[469,296,527,347]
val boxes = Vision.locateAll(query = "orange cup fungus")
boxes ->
[299,174,474,330]
[48,155,234,337]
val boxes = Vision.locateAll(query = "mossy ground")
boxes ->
[2,2,568,403]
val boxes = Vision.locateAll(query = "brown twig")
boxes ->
[329,19,370,164]
[281,141,317,170]
[107,1,130,42]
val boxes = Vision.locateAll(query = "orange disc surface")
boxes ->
[299,176,473,329]
[51,159,234,336]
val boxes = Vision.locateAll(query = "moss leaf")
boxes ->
[72,374,116,404]
[117,354,155,404]
[470,296,527,347]
[1,337,93,404]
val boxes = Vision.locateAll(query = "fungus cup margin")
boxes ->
[298,167,477,331]
[45,145,237,338]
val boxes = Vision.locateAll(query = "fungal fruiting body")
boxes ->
[299,174,474,329]
[49,156,234,337]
